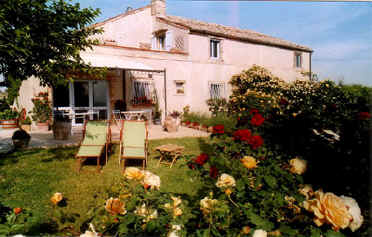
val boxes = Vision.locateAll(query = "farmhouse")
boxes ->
[17,0,312,126]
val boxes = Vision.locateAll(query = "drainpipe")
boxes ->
[309,52,312,80]
[163,68,167,117]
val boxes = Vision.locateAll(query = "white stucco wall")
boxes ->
[95,7,153,48]
[15,77,49,114]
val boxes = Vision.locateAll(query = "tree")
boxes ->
[0,0,103,90]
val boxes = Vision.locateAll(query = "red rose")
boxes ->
[188,163,196,170]
[249,108,259,115]
[213,124,224,134]
[358,112,371,120]
[194,153,209,166]
[14,207,22,215]
[185,121,191,125]
[279,98,288,106]
[233,129,252,142]
[251,113,265,126]
[210,166,218,179]
[248,135,264,150]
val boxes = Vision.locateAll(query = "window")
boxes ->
[157,34,165,50]
[210,39,220,58]
[174,80,185,95]
[209,82,225,99]
[295,52,302,68]
[53,84,69,107]
[131,79,157,106]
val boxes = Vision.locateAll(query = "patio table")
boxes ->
[121,110,151,122]
[155,144,184,168]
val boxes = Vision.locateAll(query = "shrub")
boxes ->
[226,65,370,236]
[12,129,31,140]
[30,93,52,123]
[0,109,18,120]
[206,98,228,116]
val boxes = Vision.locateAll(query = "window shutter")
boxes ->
[151,36,156,50]
[165,31,172,51]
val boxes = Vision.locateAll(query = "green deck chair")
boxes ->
[76,120,111,172]
[119,120,148,171]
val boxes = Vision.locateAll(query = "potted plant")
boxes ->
[0,109,19,129]
[30,93,52,131]
[169,110,181,128]
[153,102,162,125]
[12,129,31,149]
[20,116,32,132]
[52,111,71,140]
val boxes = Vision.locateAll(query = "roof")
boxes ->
[80,53,154,70]
[157,15,313,52]
[92,5,150,28]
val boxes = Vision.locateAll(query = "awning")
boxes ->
[80,54,154,71]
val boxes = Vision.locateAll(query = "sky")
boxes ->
[0,0,367,90]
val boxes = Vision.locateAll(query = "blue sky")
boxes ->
[70,1,371,85]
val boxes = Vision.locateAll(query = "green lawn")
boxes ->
[0,137,211,235]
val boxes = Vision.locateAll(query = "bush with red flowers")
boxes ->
[233,129,252,141]
[250,113,265,126]
[212,124,224,134]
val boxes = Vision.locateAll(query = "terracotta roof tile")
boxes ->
[158,15,313,52]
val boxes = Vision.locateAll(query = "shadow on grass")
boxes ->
[40,147,77,163]
[0,149,42,166]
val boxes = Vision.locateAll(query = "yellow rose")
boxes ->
[105,197,127,215]
[241,156,258,169]
[303,191,352,231]
[200,197,218,215]
[173,207,183,217]
[165,196,183,218]
[216,174,236,188]
[299,185,314,199]
[225,188,232,195]
[143,171,161,190]
[289,158,307,175]
[50,192,63,205]
[124,167,144,180]
[242,226,251,234]
[171,196,182,207]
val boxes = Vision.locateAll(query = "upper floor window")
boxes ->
[210,39,220,58]
[156,33,165,50]
[295,52,302,68]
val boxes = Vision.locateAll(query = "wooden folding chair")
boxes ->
[119,120,148,171]
[75,120,111,172]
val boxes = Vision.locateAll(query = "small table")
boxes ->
[155,144,185,168]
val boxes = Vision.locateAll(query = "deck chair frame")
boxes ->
[75,120,111,172]
[119,120,148,171]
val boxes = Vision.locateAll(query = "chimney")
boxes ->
[151,0,166,16]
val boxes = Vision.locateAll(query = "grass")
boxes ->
[0,137,211,234]
[182,111,236,132]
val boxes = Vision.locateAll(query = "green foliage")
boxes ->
[4,76,22,105]
[20,116,32,125]
[206,98,228,116]
[0,108,18,120]
[0,205,35,236]
[0,97,10,111]
[182,111,236,133]
[0,0,104,88]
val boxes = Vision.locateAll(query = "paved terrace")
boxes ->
[0,123,209,150]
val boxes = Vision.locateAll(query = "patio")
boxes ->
[0,123,209,150]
